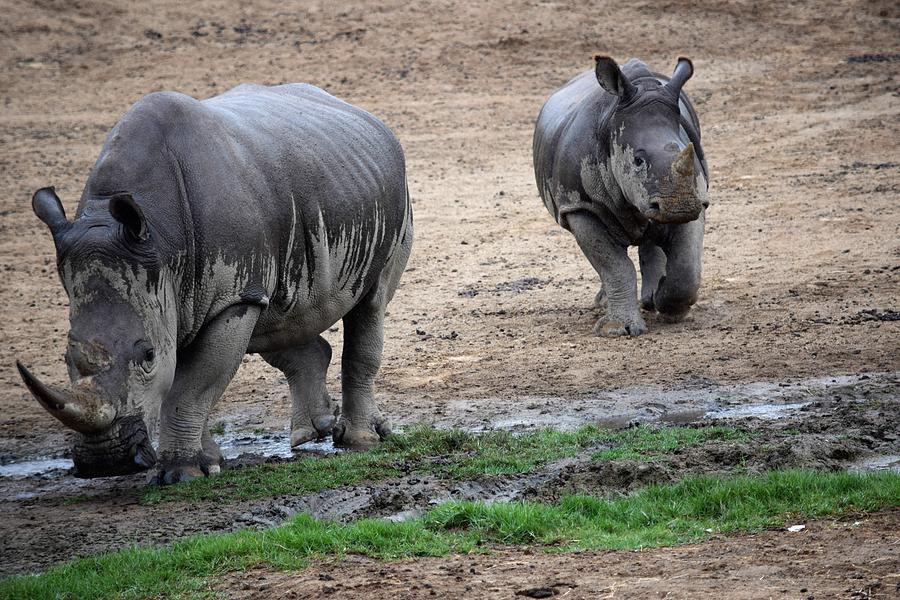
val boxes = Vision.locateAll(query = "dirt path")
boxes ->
[1,0,899,587]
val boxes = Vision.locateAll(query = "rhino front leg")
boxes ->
[567,212,646,337]
[655,214,704,321]
[638,241,667,311]
[261,336,337,448]
[157,304,261,484]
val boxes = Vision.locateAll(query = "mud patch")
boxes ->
[1,383,897,577]
[525,397,899,504]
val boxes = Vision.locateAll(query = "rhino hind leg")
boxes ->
[333,224,411,449]
[593,285,607,309]
[333,295,391,449]
[157,304,262,485]
[261,336,337,448]
[567,212,647,337]
[638,242,667,311]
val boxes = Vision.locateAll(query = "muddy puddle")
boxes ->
[0,428,342,483]
[0,372,897,576]
[0,372,893,486]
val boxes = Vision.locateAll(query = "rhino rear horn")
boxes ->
[109,193,149,241]
[16,361,116,434]
[593,55,636,102]
[32,187,69,236]
[667,57,694,93]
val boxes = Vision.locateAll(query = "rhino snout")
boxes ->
[73,415,156,478]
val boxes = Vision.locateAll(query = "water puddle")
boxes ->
[0,429,342,481]
[848,455,900,474]
[705,401,811,420]
[0,457,73,479]
[217,429,342,459]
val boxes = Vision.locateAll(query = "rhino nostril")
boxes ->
[649,201,660,211]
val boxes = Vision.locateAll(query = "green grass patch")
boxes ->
[4,470,898,599]
[142,451,401,505]
[143,424,750,505]
[591,425,753,461]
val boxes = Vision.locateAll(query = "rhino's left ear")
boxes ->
[667,57,694,93]
[109,193,149,241]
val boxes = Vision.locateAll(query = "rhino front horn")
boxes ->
[16,361,115,434]
[673,143,695,179]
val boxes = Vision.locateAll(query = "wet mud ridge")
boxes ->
[1,373,897,577]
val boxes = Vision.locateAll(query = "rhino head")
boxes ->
[594,56,708,224]
[17,188,177,477]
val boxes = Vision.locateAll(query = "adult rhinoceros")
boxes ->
[534,56,708,336]
[17,83,412,483]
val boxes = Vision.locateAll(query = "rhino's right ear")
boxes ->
[32,187,69,236]
[593,55,636,101]
[109,193,149,241]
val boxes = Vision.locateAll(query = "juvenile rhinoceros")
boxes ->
[17,83,412,483]
[533,56,708,336]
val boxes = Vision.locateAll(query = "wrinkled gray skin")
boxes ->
[534,56,708,336]
[17,83,413,483]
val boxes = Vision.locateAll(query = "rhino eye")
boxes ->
[633,156,645,167]
[135,342,156,373]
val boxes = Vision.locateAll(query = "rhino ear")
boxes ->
[667,57,694,93]
[593,55,636,101]
[109,193,149,241]
[32,187,69,236]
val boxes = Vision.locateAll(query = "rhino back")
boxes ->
[82,85,409,345]
[533,71,615,227]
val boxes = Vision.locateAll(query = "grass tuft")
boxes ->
[144,424,747,505]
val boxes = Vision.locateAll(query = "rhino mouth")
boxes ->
[73,415,156,478]
[644,198,706,224]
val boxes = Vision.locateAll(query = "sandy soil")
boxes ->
[0,0,898,590]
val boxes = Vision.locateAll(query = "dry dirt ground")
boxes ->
[1,0,899,595]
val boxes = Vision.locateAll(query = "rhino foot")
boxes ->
[291,414,337,447]
[157,449,222,485]
[332,415,391,450]
[593,314,647,337]
[657,308,690,323]
[156,464,207,485]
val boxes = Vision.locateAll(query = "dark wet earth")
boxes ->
[0,373,897,577]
